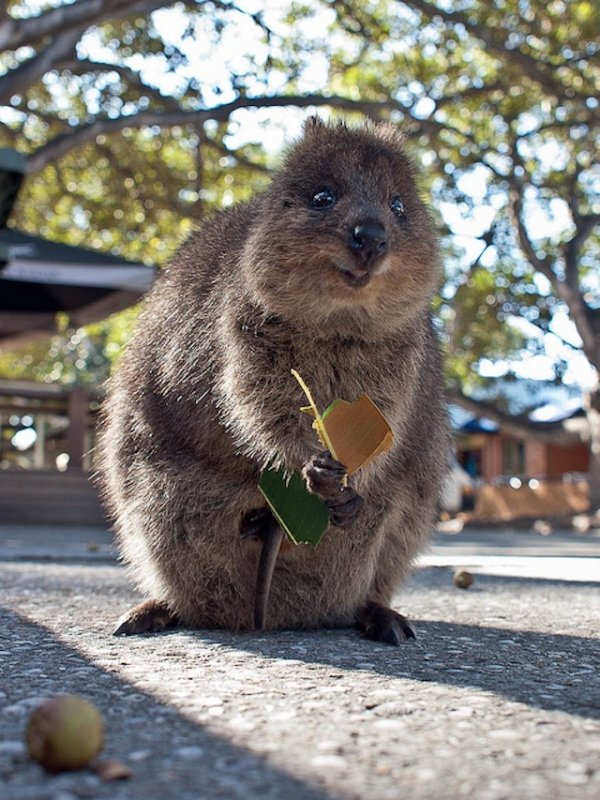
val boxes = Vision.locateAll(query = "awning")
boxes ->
[0,227,156,347]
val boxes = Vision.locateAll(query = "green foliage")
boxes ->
[322,0,599,390]
[0,308,141,386]
[0,0,597,403]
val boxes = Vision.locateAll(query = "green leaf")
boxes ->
[258,468,329,547]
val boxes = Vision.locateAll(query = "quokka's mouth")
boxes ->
[333,252,391,289]
[332,257,373,288]
[339,268,372,288]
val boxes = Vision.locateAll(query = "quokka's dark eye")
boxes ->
[390,196,407,219]
[310,188,336,209]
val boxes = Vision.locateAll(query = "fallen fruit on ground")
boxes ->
[453,569,474,589]
[25,695,104,772]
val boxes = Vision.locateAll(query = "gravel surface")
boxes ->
[1,528,599,800]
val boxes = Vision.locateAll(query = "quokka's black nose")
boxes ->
[351,223,388,262]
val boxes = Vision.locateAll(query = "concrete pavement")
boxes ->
[1,522,599,799]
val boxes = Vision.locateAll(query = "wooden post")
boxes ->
[34,413,46,469]
[66,387,87,470]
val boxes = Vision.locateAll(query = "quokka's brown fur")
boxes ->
[98,117,449,640]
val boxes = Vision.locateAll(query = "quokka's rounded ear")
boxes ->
[303,115,326,136]
[371,121,407,147]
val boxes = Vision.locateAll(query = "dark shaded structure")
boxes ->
[0,227,155,347]
[0,147,155,526]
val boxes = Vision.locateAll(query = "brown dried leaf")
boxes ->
[320,395,393,475]
[92,757,133,782]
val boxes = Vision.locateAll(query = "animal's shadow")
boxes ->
[1,608,331,800]
[164,570,600,721]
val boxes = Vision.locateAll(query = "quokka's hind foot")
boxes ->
[240,506,277,540]
[356,601,416,646]
[113,599,179,636]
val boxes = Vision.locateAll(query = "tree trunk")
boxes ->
[587,389,600,513]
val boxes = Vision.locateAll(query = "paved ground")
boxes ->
[1,523,599,800]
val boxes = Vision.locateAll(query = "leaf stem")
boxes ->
[291,369,339,461]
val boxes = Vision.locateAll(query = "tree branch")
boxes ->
[433,81,506,111]
[508,178,599,370]
[0,0,234,102]
[56,57,185,112]
[564,212,600,289]
[205,137,270,174]
[0,0,258,53]
[447,386,587,445]
[0,0,175,51]
[521,316,581,353]
[24,93,407,173]
[0,29,82,104]
[509,185,554,280]
[399,0,572,98]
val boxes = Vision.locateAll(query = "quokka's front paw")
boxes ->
[325,489,364,526]
[302,450,363,525]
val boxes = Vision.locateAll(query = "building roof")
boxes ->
[0,227,156,347]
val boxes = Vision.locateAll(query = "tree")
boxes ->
[317,0,600,502]
[1,0,598,505]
